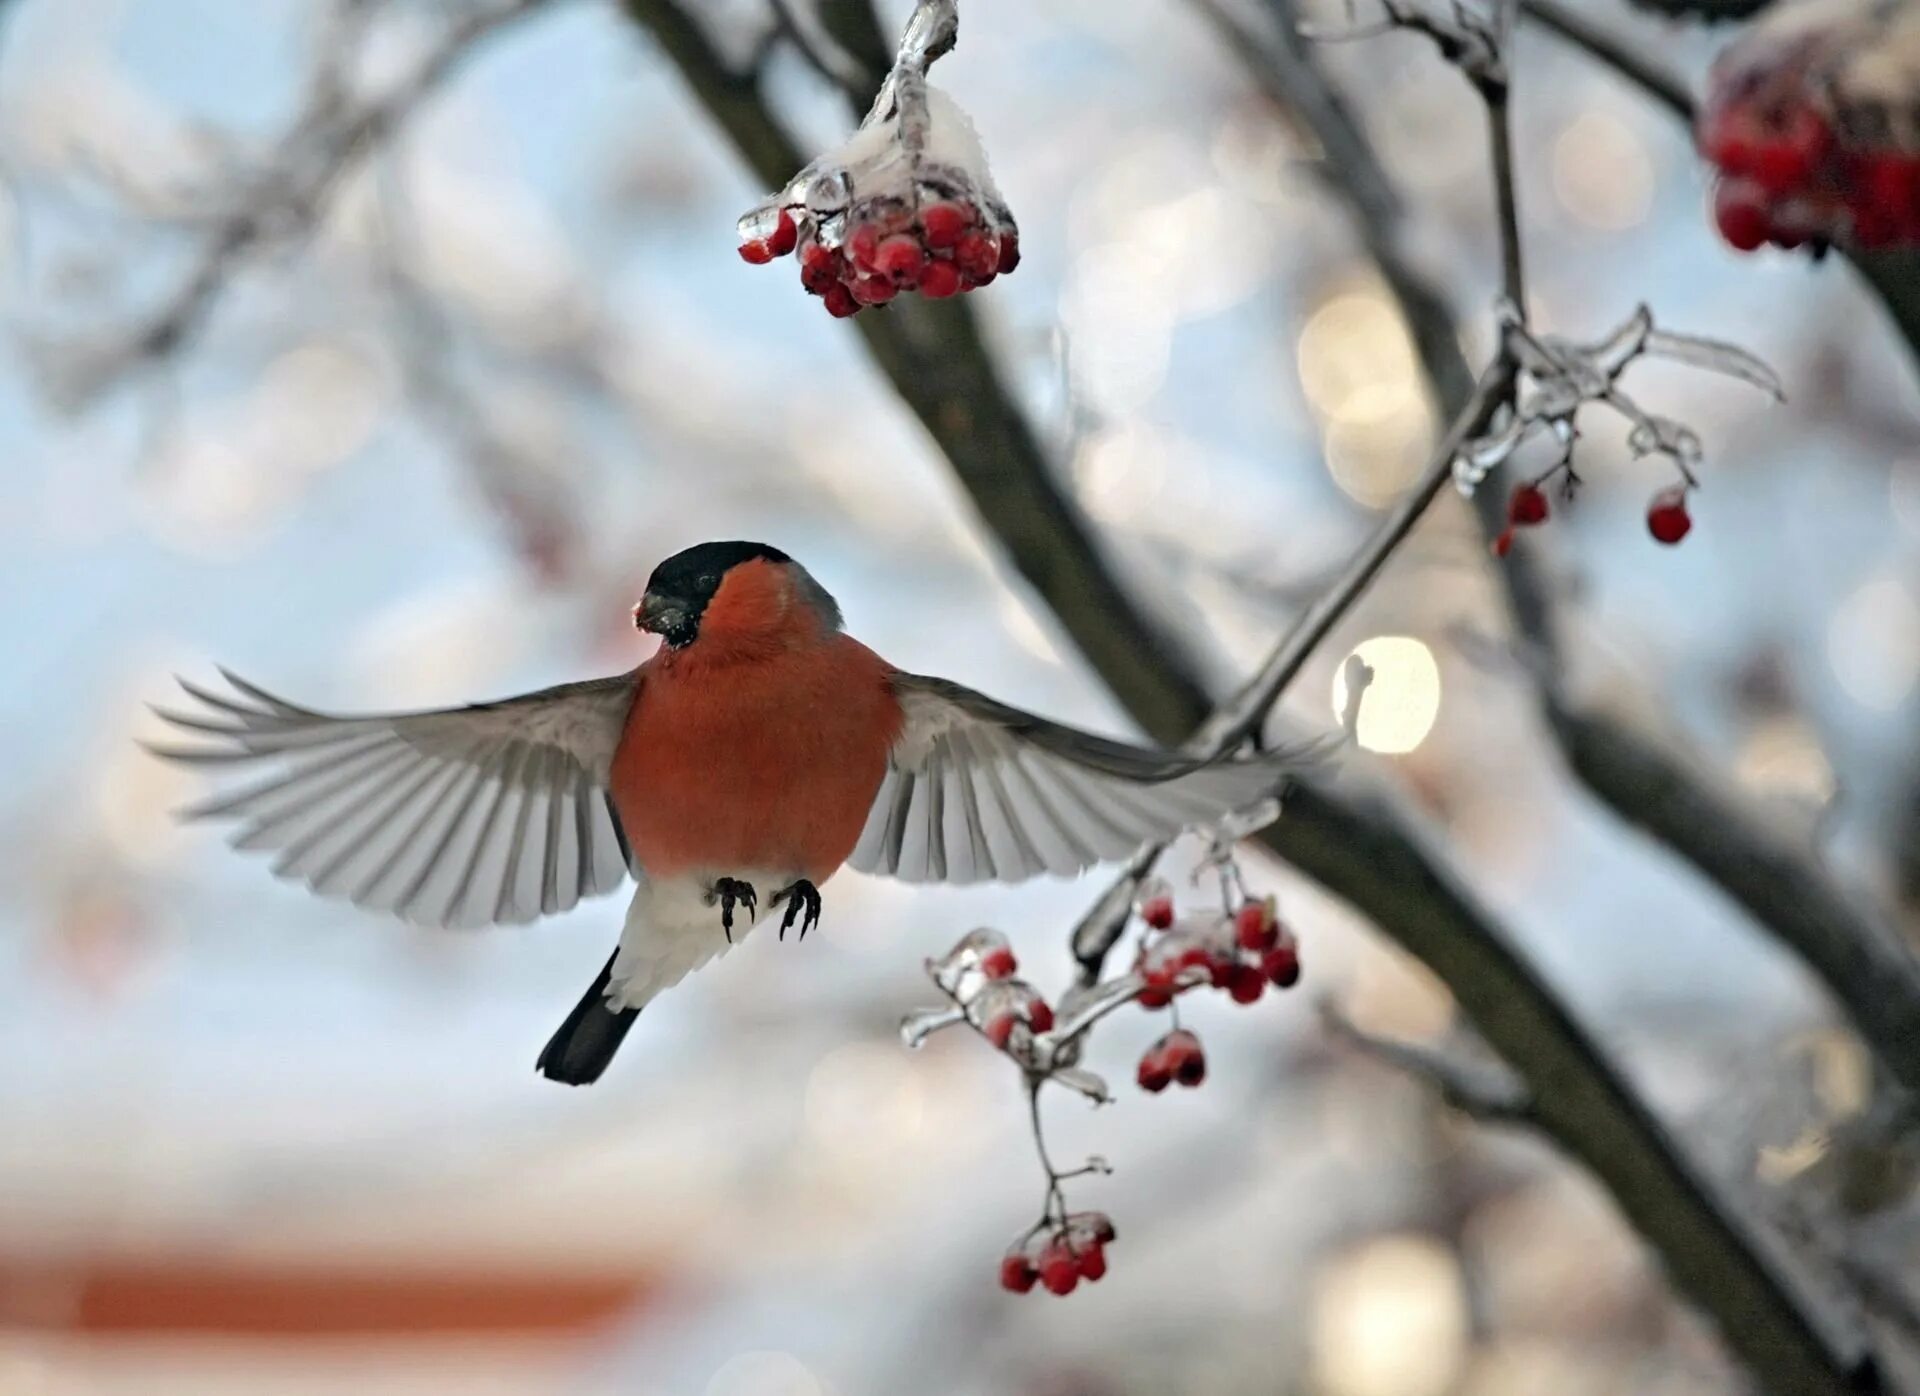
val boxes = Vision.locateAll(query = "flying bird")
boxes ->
[152,541,1306,1086]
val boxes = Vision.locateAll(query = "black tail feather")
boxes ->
[537,952,639,1086]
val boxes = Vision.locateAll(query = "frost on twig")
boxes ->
[733,0,1021,316]
[1456,303,1783,543]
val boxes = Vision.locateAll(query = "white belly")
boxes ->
[605,866,801,1011]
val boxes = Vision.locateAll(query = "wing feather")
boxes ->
[152,670,640,928]
[848,672,1315,885]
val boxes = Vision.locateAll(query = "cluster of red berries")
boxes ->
[1490,480,1693,554]
[999,1212,1116,1297]
[1132,888,1300,1017]
[738,200,1019,319]
[1700,18,1920,251]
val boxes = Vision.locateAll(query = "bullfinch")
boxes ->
[152,541,1306,1085]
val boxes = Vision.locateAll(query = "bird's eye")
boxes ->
[699,572,718,588]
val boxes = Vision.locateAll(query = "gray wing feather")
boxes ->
[847,672,1313,885]
[150,670,640,928]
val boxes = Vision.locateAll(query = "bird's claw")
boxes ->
[710,877,757,942]
[772,880,823,942]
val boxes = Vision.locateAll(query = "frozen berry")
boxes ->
[917,259,962,299]
[1226,963,1267,1005]
[979,946,1017,980]
[1713,180,1771,252]
[1507,482,1549,526]
[1235,900,1278,952]
[1027,1000,1055,1033]
[768,209,798,257]
[847,222,881,271]
[1076,1244,1107,1282]
[1136,983,1173,1010]
[738,239,774,265]
[1141,894,1175,930]
[996,231,1021,275]
[984,1012,1019,1049]
[1039,1241,1079,1296]
[799,244,840,295]
[1136,1047,1172,1093]
[955,230,1000,283]
[1165,1030,1207,1088]
[1647,488,1692,545]
[873,235,925,283]
[1000,1254,1037,1293]
[851,274,898,305]
[920,201,968,249]
[822,284,861,319]
[1262,943,1301,988]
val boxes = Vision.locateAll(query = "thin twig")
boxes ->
[1321,1002,1534,1124]
[1519,0,1695,122]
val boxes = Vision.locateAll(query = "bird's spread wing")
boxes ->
[149,669,639,929]
[847,673,1307,885]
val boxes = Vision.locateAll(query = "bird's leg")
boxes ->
[771,880,823,942]
[707,877,758,942]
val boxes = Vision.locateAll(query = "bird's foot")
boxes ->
[771,880,822,942]
[707,877,758,942]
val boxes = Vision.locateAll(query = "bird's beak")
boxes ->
[633,591,684,636]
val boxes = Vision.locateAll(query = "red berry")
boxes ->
[996,231,1021,275]
[1165,1030,1206,1088]
[1141,895,1175,930]
[1039,1242,1079,1296]
[1076,1244,1107,1282]
[847,222,881,270]
[917,259,962,299]
[851,275,897,305]
[1027,1000,1054,1033]
[920,201,968,249]
[768,209,798,257]
[1507,482,1549,526]
[984,1012,1018,1049]
[799,244,840,294]
[1226,963,1266,1005]
[1647,488,1692,545]
[1235,901,1278,952]
[955,230,1000,283]
[873,235,925,282]
[1491,527,1515,559]
[1136,1049,1172,1093]
[979,946,1017,980]
[1136,983,1173,1010]
[822,284,861,318]
[1262,944,1301,988]
[737,239,774,265]
[999,1255,1037,1293]
[1713,180,1770,252]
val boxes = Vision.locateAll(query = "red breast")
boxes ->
[608,557,904,882]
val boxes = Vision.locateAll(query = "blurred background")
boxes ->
[4,0,1918,1392]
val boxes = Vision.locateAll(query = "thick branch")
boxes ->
[627,4,1880,1389]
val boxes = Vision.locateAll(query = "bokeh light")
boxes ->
[1312,1234,1469,1396]
[1332,636,1443,754]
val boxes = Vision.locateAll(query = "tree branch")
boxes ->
[625,3,1882,1389]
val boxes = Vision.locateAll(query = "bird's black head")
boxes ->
[634,540,806,648]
